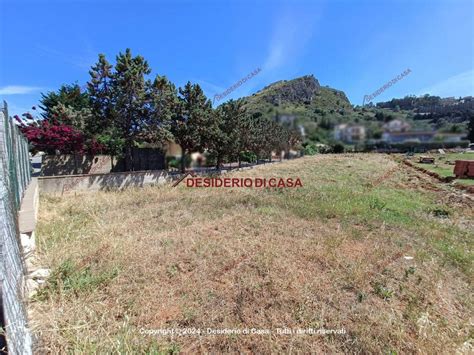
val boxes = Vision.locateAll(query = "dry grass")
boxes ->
[32,154,473,354]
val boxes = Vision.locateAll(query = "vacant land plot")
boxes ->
[33,154,473,353]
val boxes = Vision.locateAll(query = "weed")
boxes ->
[369,196,387,210]
[373,282,394,300]
[431,208,450,218]
[35,259,118,300]
[166,264,179,278]
[357,291,367,303]
[405,266,416,278]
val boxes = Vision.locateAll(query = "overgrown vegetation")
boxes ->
[34,154,473,353]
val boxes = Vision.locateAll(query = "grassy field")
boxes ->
[33,154,473,353]
[412,152,474,186]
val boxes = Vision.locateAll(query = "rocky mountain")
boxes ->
[256,75,321,105]
[238,74,354,142]
[242,74,352,113]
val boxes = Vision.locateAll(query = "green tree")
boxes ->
[235,106,257,167]
[39,84,99,153]
[47,102,92,132]
[284,128,303,158]
[172,82,213,172]
[265,120,287,162]
[248,115,285,162]
[111,48,151,169]
[87,54,114,136]
[247,113,268,162]
[142,75,177,146]
[208,100,247,169]
[39,83,90,120]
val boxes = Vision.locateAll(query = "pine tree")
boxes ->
[87,54,114,136]
[235,106,256,167]
[172,82,212,172]
[39,83,90,120]
[143,75,177,146]
[111,48,151,169]
[209,99,254,168]
[248,114,272,162]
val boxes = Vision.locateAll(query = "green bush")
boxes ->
[303,143,318,155]
[239,151,257,163]
[332,143,345,153]
[166,155,191,169]
[364,140,469,152]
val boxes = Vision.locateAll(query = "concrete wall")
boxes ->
[41,149,168,176]
[38,170,170,195]
[40,155,114,176]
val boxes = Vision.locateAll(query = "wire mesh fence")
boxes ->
[0,101,33,354]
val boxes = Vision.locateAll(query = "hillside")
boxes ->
[238,75,472,145]
[240,75,355,143]
[242,75,352,117]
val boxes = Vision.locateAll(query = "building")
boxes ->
[382,119,411,132]
[381,119,466,144]
[334,124,366,143]
[382,131,436,143]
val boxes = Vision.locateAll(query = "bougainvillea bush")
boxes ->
[15,111,103,155]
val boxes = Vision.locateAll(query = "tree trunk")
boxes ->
[125,144,133,171]
[110,155,115,172]
[180,150,186,173]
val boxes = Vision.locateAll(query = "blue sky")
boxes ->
[1,0,473,116]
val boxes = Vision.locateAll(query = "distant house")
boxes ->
[382,119,432,143]
[382,119,411,132]
[334,124,366,143]
[382,131,436,143]
[381,119,466,144]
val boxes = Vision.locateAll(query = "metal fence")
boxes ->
[0,101,33,354]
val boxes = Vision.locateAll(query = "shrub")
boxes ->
[239,151,257,163]
[317,144,333,154]
[303,143,318,155]
[332,143,345,154]
[166,155,190,170]
[17,117,86,154]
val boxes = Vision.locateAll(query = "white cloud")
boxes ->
[418,69,474,97]
[263,9,319,72]
[35,44,95,70]
[192,78,226,96]
[0,85,42,95]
